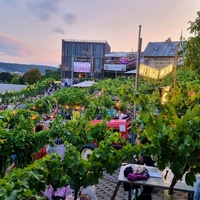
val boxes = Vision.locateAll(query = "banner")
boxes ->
[104,64,126,71]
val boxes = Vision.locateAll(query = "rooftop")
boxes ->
[63,39,108,43]
[143,38,183,57]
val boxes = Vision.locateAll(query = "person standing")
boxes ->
[5,153,17,175]
[44,138,71,200]
[72,108,80,120]
[33,122,49,161]
[46,138,66,161]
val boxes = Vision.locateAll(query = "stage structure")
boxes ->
[61,39,111,80]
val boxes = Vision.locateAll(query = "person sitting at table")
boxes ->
[123,131,155,200]
[135,134,155,167]
[134,134,155,200]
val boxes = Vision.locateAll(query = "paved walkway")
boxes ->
[96,169,191,200]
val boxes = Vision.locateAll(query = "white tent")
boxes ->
[0,84,27,94]
[71,81,96,87]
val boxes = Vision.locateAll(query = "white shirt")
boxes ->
[118,113,127,120]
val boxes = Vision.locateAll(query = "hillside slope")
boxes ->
[0,62,58,74]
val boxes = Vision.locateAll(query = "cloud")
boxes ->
[3,0,16,6]
[63,13,76,25]
[27,0,62,21]
[0,34,32,57]
[52,27,65,34]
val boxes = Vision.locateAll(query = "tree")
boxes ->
[43,68,61,80]
[23,68,42,85]
[131,81,200,196]
[0,72,13,83]
[19,76,24,85]
[182,11,200,73]
[188,11,200,35]
[10,76,20,84]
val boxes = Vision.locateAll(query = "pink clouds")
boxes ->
[0,34,32,57]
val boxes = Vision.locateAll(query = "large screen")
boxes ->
[74,62,91,73]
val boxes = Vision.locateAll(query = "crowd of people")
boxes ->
[0,81,165,200]
[61,78,79,87]
[0,78,82,112]
[1,82,98,200]
[1,80,141,199]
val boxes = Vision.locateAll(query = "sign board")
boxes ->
[139,64,159,79]
[159,64,173,79]
[104,64,126,71]
[139,64,173,80]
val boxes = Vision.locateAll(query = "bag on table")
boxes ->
[124,166,149,182]
[124,166,133,177]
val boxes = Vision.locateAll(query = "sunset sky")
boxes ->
[0,0,199,67]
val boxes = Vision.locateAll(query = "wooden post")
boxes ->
[133,25,142,120]
[132,25,142,163]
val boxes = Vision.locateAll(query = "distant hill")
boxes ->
[0,62,58,74]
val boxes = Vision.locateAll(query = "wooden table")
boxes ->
[111,164,195,200]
